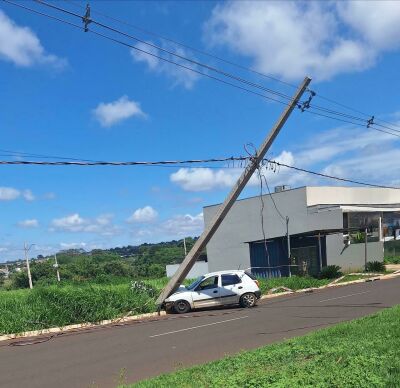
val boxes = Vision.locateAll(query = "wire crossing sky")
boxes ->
[1,0,400,261]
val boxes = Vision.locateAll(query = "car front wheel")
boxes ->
[174,300,191,314]
[240,292,257,308]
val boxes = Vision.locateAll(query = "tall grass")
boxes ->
[0,276,330,335]
[0,282,157,335]
[258,276,330,294]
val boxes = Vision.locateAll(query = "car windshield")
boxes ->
[186,276,205,290]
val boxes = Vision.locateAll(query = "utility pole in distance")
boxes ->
[54,254,61,282]
[156,76,311,306]
[24,242,34,289]
[183,237,187,256]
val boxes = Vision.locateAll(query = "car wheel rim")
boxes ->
[177,301,187,311]
[243,294,255,307]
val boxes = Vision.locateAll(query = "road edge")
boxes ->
[2,271,399,342]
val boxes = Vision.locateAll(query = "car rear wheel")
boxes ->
[240,292,257,308]
[174,300,191,314]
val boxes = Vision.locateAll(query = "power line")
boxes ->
[0,148,103,162]
[264,158,399,190]
[316,94,400,131]
[31,0,400,137]
[34,0,295,103]
[2,0,292,108]
[3,0,400,144]
[59,0,400,133]
[0,156,248,166]
[0,157,398,190]
[62,0,299,90]
[303,109,400,138]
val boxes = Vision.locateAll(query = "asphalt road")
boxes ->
[1,277,399,388]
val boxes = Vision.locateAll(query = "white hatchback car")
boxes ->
[164,270,261,314]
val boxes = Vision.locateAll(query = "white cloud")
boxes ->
[204,1,400,81]
[127,206,158,223]
[337,1,400,51]
[0,10,66,68]
[170,150,300,192]
[59,242,87,250]
[0,187,20,200]
[132,212,204,240]
[170,119,400,192]
[22,189,35,201]
[51,213,119,236]
[52,213,85,231]
[43,192,56,200]
[170,168,240,191]
[131,41,200,89]
[17,219,39,228]
[161,213,204,237]
[0,187,37,201]
[93,96,146,127]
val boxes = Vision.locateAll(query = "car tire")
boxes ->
[174,300,191,314]
[239,292,257,308]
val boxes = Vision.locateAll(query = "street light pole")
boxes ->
[54,254,60,282]
[24,242,34,289]
[183,237,187,256]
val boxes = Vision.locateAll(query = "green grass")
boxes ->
[129,305,400,388]
[258,276,330,294]
[0,276,352,335]
[385,256,400,264]
[0,282,158,335]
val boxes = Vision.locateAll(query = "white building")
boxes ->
[203,186,400,277]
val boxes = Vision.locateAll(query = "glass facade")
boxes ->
[343,211,400,243]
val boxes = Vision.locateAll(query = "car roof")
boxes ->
[203,270,246,277]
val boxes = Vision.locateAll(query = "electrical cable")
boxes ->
[62,0,400,133]
[0,148,103,162]
[34,0,295,102]
[264,158,399,190]
[0,156,248,166]
[304,109,400,138]
[62,0,299,90]
[58,0,400,133]
[0,155,397,190]
[5,0,400,139]
[3,0,292,107]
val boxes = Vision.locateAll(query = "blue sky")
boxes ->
[1,1,400,261]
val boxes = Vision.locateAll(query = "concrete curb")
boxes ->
[2,272,400,342]
[0,311,166,343]
[260,271,400,301]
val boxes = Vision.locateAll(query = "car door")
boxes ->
[219,274,243,305]
[191,275,221,309]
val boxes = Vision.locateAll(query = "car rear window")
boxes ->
[221,274,241,286]
[244,271,257,280]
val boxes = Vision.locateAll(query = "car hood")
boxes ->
[165,287,192,302]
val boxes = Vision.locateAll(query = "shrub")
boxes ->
[384,256,400,264]
[319,265,342,279]
[365,261,386,272]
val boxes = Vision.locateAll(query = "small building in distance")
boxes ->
[203,186,400,277]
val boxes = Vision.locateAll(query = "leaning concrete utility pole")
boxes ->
[24,242,34,289]
[156,76,311,306]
